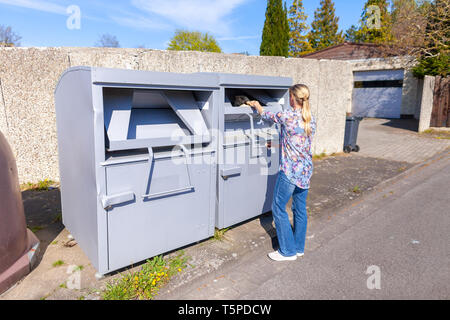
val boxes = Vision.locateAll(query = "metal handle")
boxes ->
[221,167,242,180]
[245,113,263,158]
[102,191,135,209]
[142,145,194,200]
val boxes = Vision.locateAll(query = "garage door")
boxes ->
[352,70,404,119]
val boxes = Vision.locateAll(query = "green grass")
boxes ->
[420,129,450,140]
[102,251,189,300]
[313,152,343,161]
[52,260,65,267]
[21,179,56,191]
[52,213,62,223]
[351,186,361,194]
[29,225,44,233]
[213,228,229,241]
[73,265,84,272]
[313,152,327,160]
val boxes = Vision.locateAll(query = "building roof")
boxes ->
[301,42,397,60]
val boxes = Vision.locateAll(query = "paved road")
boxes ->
[166,150,450,300]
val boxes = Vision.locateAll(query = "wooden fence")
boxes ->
[430,76,450,127]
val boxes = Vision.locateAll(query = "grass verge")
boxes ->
[213,228,229,241]
[102,251,189,300]
[21,179,56,191]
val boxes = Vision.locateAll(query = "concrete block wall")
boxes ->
[418,76,436,132]
[0,47,352,183]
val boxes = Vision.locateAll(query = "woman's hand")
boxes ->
[246,100,263,115]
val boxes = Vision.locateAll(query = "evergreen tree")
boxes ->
[260,0,290,57]
[288,0,313,56]
[345,25,359,42]
[308,0,344,51]
[354,0,393,44]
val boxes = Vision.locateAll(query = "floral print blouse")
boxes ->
[261,110,316,189]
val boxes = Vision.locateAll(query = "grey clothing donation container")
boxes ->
[212,73,292,229]
[55,67,219,274]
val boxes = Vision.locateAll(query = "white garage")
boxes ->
[352,69,404,119]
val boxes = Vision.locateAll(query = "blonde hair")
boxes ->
[289,84,313,136]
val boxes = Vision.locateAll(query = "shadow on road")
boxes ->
[22,188,64,265]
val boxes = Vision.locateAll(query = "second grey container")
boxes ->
[212,73,292,228]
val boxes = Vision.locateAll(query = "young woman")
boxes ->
[247,84,316,261]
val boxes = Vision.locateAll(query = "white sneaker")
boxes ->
[268,251,297,261]
[297,253,304,257]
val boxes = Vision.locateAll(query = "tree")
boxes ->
[308,0,344,51]
[0,25,21,47]
[411,0,450,77]
[388,0,428,54]
[288,0,313,56]
[412,53,449,77]
[345,25,359,42]
[96,34,120,48]
[167,30,222,53]
[260,0,290,57]
[354,0,394,44]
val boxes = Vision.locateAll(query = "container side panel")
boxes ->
[55,69,100,269]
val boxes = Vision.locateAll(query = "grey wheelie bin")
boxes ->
[55,67,219,274]
[344,116,363,153]
[212,73,292,229]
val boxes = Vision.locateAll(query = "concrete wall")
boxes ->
[0,47,352,183]
[349,57,420,118]
[418,76,436,132]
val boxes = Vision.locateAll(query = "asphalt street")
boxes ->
[243,151,450,299]
[165,150,450,300]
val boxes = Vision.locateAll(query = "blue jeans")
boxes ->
[272,171,309,257]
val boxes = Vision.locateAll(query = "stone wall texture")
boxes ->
[418,76,436,133]
[0,47,352,183]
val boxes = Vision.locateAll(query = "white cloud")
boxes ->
[110,13,171,31]
[130,0,248,35]
[0,0,66,15]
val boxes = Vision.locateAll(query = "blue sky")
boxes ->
[0,0,368,55]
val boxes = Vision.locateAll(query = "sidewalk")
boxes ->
[357,118,450,163]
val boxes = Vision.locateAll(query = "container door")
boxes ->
[218,122,279,229]
[101,87,215,272]
[104,150,214,272]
